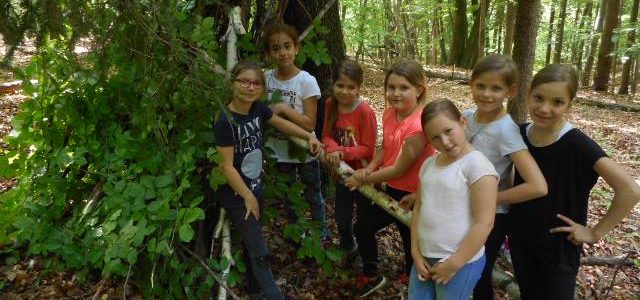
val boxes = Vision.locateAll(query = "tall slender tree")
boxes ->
[509,0,542,123]
[576,1,594,73]
[619,0,640,94]
[593,0,622,91]
[503,0,516,55]
[449,0,468,65]
[583,0,606,86]
[553,0,568,63]
[545,3,556,65]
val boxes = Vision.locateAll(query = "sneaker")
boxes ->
[396,272,409,285]
[354,273,387,298]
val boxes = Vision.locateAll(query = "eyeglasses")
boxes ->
[234,78,263,89]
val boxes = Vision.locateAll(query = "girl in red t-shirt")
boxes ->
[345,60,436,297]
[321,60,377,261]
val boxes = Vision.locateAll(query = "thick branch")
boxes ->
[297,0,337,42]
[581,255,636,266]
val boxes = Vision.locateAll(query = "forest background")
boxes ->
[0,0,638,299]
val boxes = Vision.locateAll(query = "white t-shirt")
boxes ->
[264,69,321,163]
[463,108,527,214]
[418,150,498,263]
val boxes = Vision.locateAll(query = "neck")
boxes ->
[396,104,419,121]
[229,100,252,114]
[337,98,360,113]
[276,65,300,80]
[438,144,472,166]
[532,118,566,136]
[475,108,506,123]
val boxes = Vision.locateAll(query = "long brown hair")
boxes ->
[326,60,364,134]
[530,64,579,99]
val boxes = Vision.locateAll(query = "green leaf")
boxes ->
[178,224,194,242]
[183,207,205,223]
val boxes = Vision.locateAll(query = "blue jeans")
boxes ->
[226,203,284,300]
[408,255,486,300]
[278,160,328,238]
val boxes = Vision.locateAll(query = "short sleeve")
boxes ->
[465,152,499,186]
[255,101,274,122]
[499,118,528,157]
[302,73,321,100]
[214,112,236,147]
[419,155,434,179]
[571,129,608,168]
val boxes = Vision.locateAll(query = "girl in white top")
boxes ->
[410,99,498,300]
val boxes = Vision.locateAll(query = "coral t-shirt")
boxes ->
[381,107,435,192]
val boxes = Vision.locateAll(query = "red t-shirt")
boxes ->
[322,98,377,169]
[381,107,436,192]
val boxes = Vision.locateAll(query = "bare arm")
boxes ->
[267,114,323,155]
[410,185,431,280]
[498,149,548,204]
[431,175,498,284]
[550,157,640,244]
[363,134,426,184]
[217,146,260,220]
[271,96,318,131]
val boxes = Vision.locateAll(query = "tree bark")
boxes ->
[477,0,489,61]
[503,0,516,56]
[545,3,555,65]
[493,0,505,54]
[552,0,568,63]
[576,1,594,74]
[355,0,368,62]
[583,0,606,86]
[509,0,542,123]
[618,0,639,94]
[449,0,468,65]
[593,0,621,91]
[462,0,480,67]
[436,6,448,64]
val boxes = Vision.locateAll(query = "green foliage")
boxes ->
[0,1,340,297]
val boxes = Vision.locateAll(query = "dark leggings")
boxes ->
[473,213,508,300]
[226,203,284,300]
[354,186,412,276]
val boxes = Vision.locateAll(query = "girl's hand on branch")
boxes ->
[243,194,260,221]
[549,214,598,245]
[430,257,462,285]
[307,136,323,156]
[399,193,416,211]
[344,175,362,190]
[270,103,288,116]
[351,168,371,183]
[325,151,343,167]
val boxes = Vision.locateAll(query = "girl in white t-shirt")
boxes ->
[409,99,498,300]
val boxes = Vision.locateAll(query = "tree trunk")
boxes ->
[462,0,480,68]
[576,1,594,74]
[552,0,568,63]
[618,0,639,94]
[570,2,583,63]
[633,59,640,94]
[583,0,606,86]
[449,0,467,65]
[283,0,346,135]
[593,0,621,91]
[494,0,505,54]
[401,0,418,60]
[545,3,555,65]
[383,0,396,69]
[477,0,489,61]
[355,0,368,62]
[503,0,516,55]
[436,6,448,64]
[509,0,542,123]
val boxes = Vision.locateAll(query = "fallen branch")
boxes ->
[424,69,471,84]
[581,255,636,266]
[289,137,411,225]
[575,97,640,112]
[179,244,241,300]
[603,252,633,299]
[297,0,338,42]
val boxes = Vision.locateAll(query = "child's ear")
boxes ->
[460,115,468,130]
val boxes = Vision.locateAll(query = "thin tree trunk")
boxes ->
[545,3,555,65]
[462,0,480,67]
[618,0,639,94]
[593,0,622,91]
[632,59,639,94]
[553,0,568,63]
[401,0,417,60]
[383,0,395,68]
[503,0,515,55]
[509,0,543,123]
[583,0,607,86]
[436,6,448,64]
[570,2,583,63]
[494,1,505,54]
[355,0,368,62]
[576,1,594,74]
[477,0,488,61]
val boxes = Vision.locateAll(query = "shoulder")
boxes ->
[357,101,375,114]
[462,108,476,119]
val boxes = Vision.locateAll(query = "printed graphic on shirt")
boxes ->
[233,116,264,190]
[333,126,358,147]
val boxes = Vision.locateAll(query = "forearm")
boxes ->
[342,144,373,162]
[281,106,315,131]
[365,165,404,184]
[592,191,639,240]
[221,166,252,199]
[279,120,314,139]
[498,183,546,204]
[365,149,384,171]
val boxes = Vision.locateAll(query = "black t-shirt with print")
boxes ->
[214,101,273,208]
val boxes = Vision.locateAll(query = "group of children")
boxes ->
[213,22,640,300]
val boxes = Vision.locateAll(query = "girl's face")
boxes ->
[385,73,424,115]
[470,71,514,115]
[423,114,469,160]
[267,32,298,69]
[233,69,264,104]
[527,81,572,130]
[333,74,360,106]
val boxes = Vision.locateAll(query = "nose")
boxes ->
[441,135,451,146]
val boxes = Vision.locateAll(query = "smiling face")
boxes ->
[470,71,514,116]
[527,81,572,130]
[385,73,424,117]
[333,74,360,107]
[423,114,470,160]
[267,32,298,69]
[233,69,264,104]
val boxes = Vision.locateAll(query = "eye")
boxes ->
[534,94,543,102]
[492,86,503,92]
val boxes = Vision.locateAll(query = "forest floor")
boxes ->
[0,41,639,299]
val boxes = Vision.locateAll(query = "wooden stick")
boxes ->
[297,0,338,42]
[179,244,241,300]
